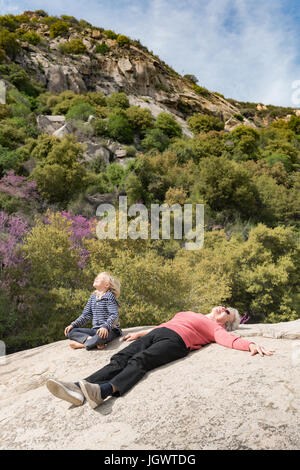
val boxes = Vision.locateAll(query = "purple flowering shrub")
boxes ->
[0,211,30,311]
[0,170,40,200]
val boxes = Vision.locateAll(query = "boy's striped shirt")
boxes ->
[71,290,121,332]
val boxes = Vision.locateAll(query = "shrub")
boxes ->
[92,118,108,137]
[155,112,182,138]
[95,42,110,54]
[196,156,259,217]
[84,91,106,107]
[106,92,130,109]
[0,30,20,59]
[59,39,86,55]
[0,14,19,31]
[0,104,11,120]
[229,125,261,161]
[49,20,69,38]
[65,101,97,121]
[106,113,133,144]
[0,119,27,149]
[103,30,117,39]
[183,74,198,84]
[21,30,41,45]
[116,34,131,47]
[30,135,86,202]
[0,63,44,96]
[187,113,224,134]
[0,47,6,63]
[33,10,48,17]
[125,106,154,134]
[141,128,170,153]
[192,84,210,97]
[233,113,244,122]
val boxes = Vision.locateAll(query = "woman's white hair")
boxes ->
[225,308,241,331]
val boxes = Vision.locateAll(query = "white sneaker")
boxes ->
[78,380,104,409]
[46,379,85,406]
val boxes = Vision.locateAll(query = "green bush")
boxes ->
[155,112,182,138]
[95,42,110,54]
[141,128,170,153]
[21,30,42,45]
[183,74,198,84]
[228,125,261,161]
[103,30,117,39]
[0,104,11,120]
[51,90,82,115]
[49,20,69,38]
[0,14,19,31]
[106,113,133,144]
[65,101,96,121]
[0,63,44,96]
[0,47,6,63]
[0,29,20,58]
[195,156,259,217]
[106,92,130,109]
[125,106,154,134]
[0,145,24,175]
[116,34,131,47]
[0,191,20,213]
[187,113,224,134]
[59,39,86,55]
[106,162,126,188]
[192,84,210,97]
[233,113,244,122]
[30,135,86,202]
[0,119,27,149]
[92,118,108,137]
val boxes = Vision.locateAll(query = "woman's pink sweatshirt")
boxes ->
[156,311,252,351]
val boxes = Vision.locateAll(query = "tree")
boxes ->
[187,113,224,134]
[30,136,86,202]
[155,112,182,138]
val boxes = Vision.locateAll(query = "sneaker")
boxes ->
[46,379,85,406]
[78,380,104,409]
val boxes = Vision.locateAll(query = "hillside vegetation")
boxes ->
[0,11,299,353]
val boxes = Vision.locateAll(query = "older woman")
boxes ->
[46,306,275,409]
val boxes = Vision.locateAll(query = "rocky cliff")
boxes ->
[7,10,260,132]
[1,320,299,450]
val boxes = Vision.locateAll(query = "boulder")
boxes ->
[37,115,66,134]
[0,320,299,450]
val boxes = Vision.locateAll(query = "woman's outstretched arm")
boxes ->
[123,328,154,341]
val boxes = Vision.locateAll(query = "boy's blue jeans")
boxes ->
[67,327,121,350]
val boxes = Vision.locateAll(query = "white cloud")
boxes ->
[3,0,299,106]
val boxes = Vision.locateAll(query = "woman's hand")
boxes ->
[64,325,73,337]
[123,329,153,342]
[249,343,275,357]
[123,332,141,342]
[97,327,109,339]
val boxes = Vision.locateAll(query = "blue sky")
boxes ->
[1,0,300,106]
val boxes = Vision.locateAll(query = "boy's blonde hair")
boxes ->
[95,272,121,298]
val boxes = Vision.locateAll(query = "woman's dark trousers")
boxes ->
[84,327,190,395]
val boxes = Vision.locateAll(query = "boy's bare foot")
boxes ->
[69,341,85,349]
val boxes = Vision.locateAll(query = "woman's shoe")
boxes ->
[78,380,104,409]
[46,379,85,406]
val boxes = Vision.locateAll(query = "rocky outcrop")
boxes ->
[0,320,299,450]
[13,23,246,126]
